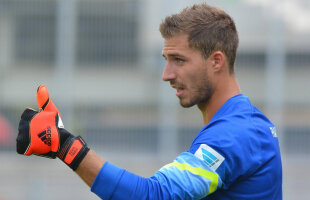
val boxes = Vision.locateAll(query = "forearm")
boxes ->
[75,150,166,199]
[76,150,105,187]
[90,160,164,200]
[88,152,221,200]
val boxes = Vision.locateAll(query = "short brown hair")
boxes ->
[159,3,239,74]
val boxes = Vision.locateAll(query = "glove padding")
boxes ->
[16,85,90,170]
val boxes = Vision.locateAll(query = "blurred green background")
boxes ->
[0,0,309,199]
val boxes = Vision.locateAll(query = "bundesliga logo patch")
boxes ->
[194,144,225,171]
[269,126,278,138]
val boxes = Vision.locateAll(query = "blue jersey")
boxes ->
[188,94,282,199]
[91,94,282,199]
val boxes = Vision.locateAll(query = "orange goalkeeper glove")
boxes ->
[16,85,89,170]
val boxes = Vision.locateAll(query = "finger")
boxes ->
[36,85,60,114]
[17,108,37,155]
[16,118,31,155]
[20,108,38,121]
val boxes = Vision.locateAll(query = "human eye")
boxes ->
[175,57,185,65]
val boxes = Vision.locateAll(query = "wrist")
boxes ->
[57,128,90,170]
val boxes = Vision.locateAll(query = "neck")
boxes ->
[198,74,241,125]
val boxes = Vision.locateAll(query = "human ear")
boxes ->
[211,51,225,72]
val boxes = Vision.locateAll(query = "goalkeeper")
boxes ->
[16,3,282,200]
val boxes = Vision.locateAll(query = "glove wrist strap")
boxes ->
[57,136,90,171]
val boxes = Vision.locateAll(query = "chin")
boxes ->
[179,100,195,108]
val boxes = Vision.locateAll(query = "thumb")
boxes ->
[36,85,60,114]
[37,85,64,128]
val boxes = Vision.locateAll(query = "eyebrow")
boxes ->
[162,53,186,59]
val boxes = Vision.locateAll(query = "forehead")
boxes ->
[164,34,189,47]
[162,34,190,55]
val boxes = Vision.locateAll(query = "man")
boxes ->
[16,3,282,200]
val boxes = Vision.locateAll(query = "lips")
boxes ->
[176,89,184,97]
[171,84,185,97]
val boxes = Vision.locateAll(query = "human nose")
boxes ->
[162,62,176,81]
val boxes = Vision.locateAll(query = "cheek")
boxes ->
[188,66,209,86]
[183,71,198,87]
[180,60,209,87]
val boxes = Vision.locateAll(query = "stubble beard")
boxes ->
[179,78,215,108]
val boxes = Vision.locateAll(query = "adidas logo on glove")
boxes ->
[38,127,52,146]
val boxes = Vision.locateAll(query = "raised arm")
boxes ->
[16,85,222,200]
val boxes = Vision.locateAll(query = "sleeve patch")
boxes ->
[269,126,278,137]
[194,144,225,171]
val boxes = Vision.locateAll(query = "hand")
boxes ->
[16,85,90,170]
[17,108,61,158]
